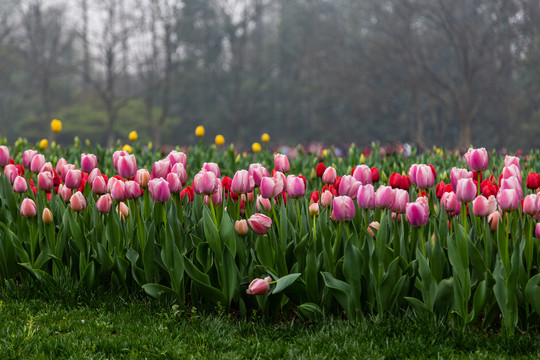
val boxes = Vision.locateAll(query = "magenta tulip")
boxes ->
[523,194,540,215]
[286,175,305,199]
[110,180,126,201]
[356,184,375,209]
[55,158,67,175]
[38,171,54,192]
[13,176,28,193]
[166,172,182,193]
[232,170,253,194]
[248,213,273,235]
[259,176,283,198]
[375,185,395,209]
[322,167,337,184]
[30,154,46,174]
[170,163,187,185]
[70,191,87,212]
[536,223,540,239]
[456,178,476,203]
[0,145,10,166]
[117,154,137,179]
[409,164,435,189]
[61,164,76,182]
[152,159,171,179]
[65,169,82,189]
[405,200,429,227]
[339,175,361,199]
[249,163,269,187]
[20,198,37,217]
[4,164,18,183]
[497,189,519,211]
[125,180,144,199]
[167,150,187,168]
[92,175,107,195]
[450,167,473,191]
[88,168,102,185]
[22,149,37,169]
[391,188,409,214]
[352,165,372,184]
[112,150,128,170]
[332,196,355,221]
[80,153,98,173]
[246,278,270,295]
[202,162,220,178]
[441,191,461,216]
[148,178,171,202]
[96,194,112,213]
[464,148,489,172]
[274,154,290,173]
[193,170,218,195]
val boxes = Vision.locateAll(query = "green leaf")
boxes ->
[272,273,301,294]
[143,283,177,299]
[203,207,222,258]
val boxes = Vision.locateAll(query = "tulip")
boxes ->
[30,154,46,174]
[235,219,249,236]
[202,162,220,178]
[55,157,67,175]
[367,221,380,237]
[57,184,72,202]
[371,167,380,182]
[409,164,435,189]
[148,178,171,202]
[536,223,540,239]
[20,198,37,217]
[332,196,355,221]
[22,149,38,169]
[88,168,102,185]
[92,175,107,195]
[391,188,409,214]
[41,162,54,174]
[488,211,501,231]
[193,170,218,195]
[472,195,496,217]
[389,173,403,189]
[450,167,473,191]
[256,195,272,212]
[497,189,519,211]
[180,186,195,203]
[375,185,394,209]
[405,201,429,227]
[441,191,461,216]
[464,148,489,172]
[170,163,187,186]
[117,202,129,218]
[320,190,333,207]
[456,178,476,203]
[356,184,375,209]
[338,175,361,199]
[249,163,269,187]
[112,150,128,170]
[42,208,53,224]
[248,213,272,235]
[246,278,270,295]
[310,191,320,204]
[502,164,522,183]
[260,177,283,199]
[204,178,223,207]
[96,194,113,213]
[309,202,320,217]
[315,162,326,177]
[152,159,171,179]
[38,171,54,192]
[80,153,98,173]
[117,154,137,179]
[167,150,187,168]
[65,169,82,189]
[286,175,305,199]
[4,164,18,183]
[523,194,540,215]
[0,145,10,166]
[70,191,87,212]
[13,176,28,193]
[274,154,290,173]
[135,169,151,188]
[322,167,337,184]
[61,164,77,182]
[232,170,253,194]
[352,165,372,184]
[527,173,540,190]
[503,155,520,169]
[166,172,182,193]
[125,180,144,199]
[110,180,126,201]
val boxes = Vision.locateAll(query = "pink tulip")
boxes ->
[167,150,187,168]
[152,159,171,179]
[523,194,540,215]
[55,158,67,175]
[107,177,119,193]
[367,221,380,237]
[504,155,520,169]
[0,145,10,166]
[41,162,54,174]
[20,198,37,217]
[13,176,28,193]
[110,180,126,201]
[204,178,223,206]
[70,191,86,212]
[309,202,320,217]
[125,180,143,199]
[500,176,523,199]
[320,190,333,208]
[193,170,218,195]
[4,164,18,183]
[135,169,151,188]
[148,178,171,202]
[117,154,137,179]
[274,154,290,173]
[409,164,435,189]
[332,196,355,221]
[235,219,249,236]
[232,170,254,194]
[256,195,272,212]
[405,201,429,227]
[117,202,129,219]
[322,167,337,184]
[112,150,128,170]
[375,185,395,209]
[61,164,76,182]
[65,169,82,189]
[441,191,461,216]
[536,223,540,239]
[30,154,46,174]
[339,175,361,199]
[497,189,519,211]
[464,148,489,172]
[170,163,187,185]
[80,153,98,173]
[246,278,270,295]
[456,178,476,203]
[488,211,501,231]
[92,175,107,195]
[38,171,54,192]
[57,184,72,202]
[260,176,283,198]
[391,188,409,214]
[249,163,269,187]
[202,162,220,178]
[356,184,375,209]
[166,172,182,193]
[286,175,305,199]
[472,195,494,217]
[450,167,473,191]
[248,213,273,235]
[88,168,101,185]
[352,165,372,184]
[96,194,112,213]
[22,149,37,169]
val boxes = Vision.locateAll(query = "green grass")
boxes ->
[1,285,540,359]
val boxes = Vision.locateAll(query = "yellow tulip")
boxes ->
[252,142,261,152]
[129,131,138,141]
[215,134,225,146]
[122,144,133,153]
[195,125,205,137]
[39,139,48,150]
[51,119,62,133]
[261,133,270,143]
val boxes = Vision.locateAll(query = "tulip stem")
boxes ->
[461,202,467,236]
[420,226,426,258]
[477,171,482,196]
[209,197,218,227]
[296,199,302,232]
[272,201,281,234]
[312,213,317,243]
[526,218,533,277]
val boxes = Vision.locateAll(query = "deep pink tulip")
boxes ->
[247,213,273,235]
[332,196,355,221]
[112,150,128,170]
[256,195,272,212]
[80,153,98,173]
[286,175,305,199]
[110,180,126,201]
[0,145,10,166]
[96,194,112,213]
[70,191,86,211]
[502,165,522,184]
[204,178,223,206]
[232,170,254,194]
[92,175,107,195]
[472,195,493,217]
[167,150,187,168]
[441,191,461,216]
[274,154,290,173]
[4,164,18,183]
[13,176,28,193]
[117,154,137,179]
[125,180,143,199]
[202,162,220,178]
[409,164,435,189]
[464,148,489,172]
[456,178,476,203]
[55,158,67,175]
[152,159,171,179]
[41,162,53,174]
[246,278,270,295]
[259,176,283,198]
[504,155,520,169]
[88,168,101,185]
[107,177,118,193]
[405,200,429,227]
[61,164,76,182]
[22,149,37,169]
[375,185,395,209]
[170,163,187,185]
[193,170,218,195]
[320,190,333,207]
[166,172,182,193]
[523,194,540,215]
[356,184,375,209]
[148,178,171,202]
[57,184,72,202]
[499,176,523,199]
[352,165,372,184]
[30,154,46,174]
[497,189,519,211]
[65,169,82,189]
[135,169,151,188]
[20,198,37,217]
[322,167,337,184]
[249,163,269,187]
[38,171,54,192]
[450,167,473,191]
[391,188,409,214]
[338,175,360,199]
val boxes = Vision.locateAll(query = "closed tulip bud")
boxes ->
[13,176,28,193]
[315,162,326,177]
[112,150,128,170]
[371,167,380,183]
[405,201,429,227]
[117,202,129,219]
[310,190,320,204]
[456,178,476,203]
[65,169,82,189]
[96,194,112,213]
[20,198,37,217]
[92,175,107,195]
[352,164,372,184]
[166,172,182,193]
[125,180,143,199]
[356,184,375,209]
[88,168,101,185]
[389,173,403,189]
[204,179,223,206]
[117,154,137,179]
[235,219,249,236]
[232,170,253,194]
[391,188,409,214]
[309,202,320,217]
[527,173,540,190]
[274,154,290,173]
[135,169,151,188]
[167,150,187,168]
[0,145,10,166]
[202,162,220,178]
[152,159,171,179]
[259,176,283,198]
[464,148,489,172]
[256,195,272,212]
[246,278,270,295]
[410,164,435,189]
[286,175,305,199]
[320,190,333,207]
[450,167,473,191]
[55,157,67,175]
[22,149,38,169]
[70,191,86,212]
[367,221,379,237]
[38,171,54,192]
[80,153,98,173]
[523,194,539,215]
[30,154,46,174]
[4,164,18,183]
[339,175,361,199]
[60,164,76,182]
[441,191,461,216]
[42,208,53,224]
[248,213,272,235]
[332,196,355,221]
[180,186,195,203]
[497,189,519,211]
[193,170,218,195]
[322,166,337,184]
[110,180,126,201]
[488,211,501,231]
[249,163,269,187]
[375,185,394,209]
[57,184,72,202]
[148,178,171,202]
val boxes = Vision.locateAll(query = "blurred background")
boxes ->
[0,0,539,151]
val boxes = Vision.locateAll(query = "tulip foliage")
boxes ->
[4,140,540,333]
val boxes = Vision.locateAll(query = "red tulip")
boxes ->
[371,167,380,182]
[180,186,195,203]
[527,173,540,190]
[315,162,326,177]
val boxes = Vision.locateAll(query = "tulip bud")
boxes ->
[135,169,151,188]
[117,154,137,179]
[193,170,218,195]
[246,278,270,295]
[13,176,28,193]
[232,170,254,194]
[117,202,129,219]
[167,150,187,168]
[42,208,53,224]
[30,154,46,174]
[65,169,82,189]
[92,175,107,195]
[70,191,87,212]
[110,180,126,201]
[148,178,171,202]
[57,184,72,202]
[152,159,171,179]
[456,178,476,203]
[274,154,290,173]
[235,219,249,236]
[367,221,379,237]
[0,145,10,166]
[309,202,320,217]
[166,172,182,193]
[405,200,429,227]
[247,213,272,235]
[125,180,144,199]
[96,194,113,213]
[488,211,501,231]
[332,196,355,222]
[352,165,372,184]
[256,195,272,212]
[202,162,221,178]
[20,198,37,217]
[527,173,540,190]
[464,148,489,172]
[4,164,18,183]
[320,190,333,208]
[22,149,38,169]
[37,171,54,192]
[322,166,337,184]
[286,175,306,199]
[80,153,98,173]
